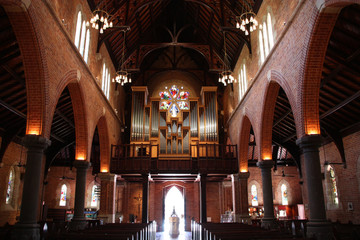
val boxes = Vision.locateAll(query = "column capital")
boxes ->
[98,172,116,182]
[256,160,274,169]
[296,134,323,149]
[22,134,51,150]
[233,172,250,181]
[73,160,91,170]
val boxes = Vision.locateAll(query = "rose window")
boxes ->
[159,85,189,117]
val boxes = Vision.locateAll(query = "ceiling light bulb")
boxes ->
[236,22,240,29]
[95,24,99,29]
[100,16,104,22]
[245,30,249,35]
[246,18,249,24]
[100,28,103,34]
[110,22,113,27]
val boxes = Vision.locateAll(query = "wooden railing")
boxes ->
[110,144,238,174]
[191,144,238,174]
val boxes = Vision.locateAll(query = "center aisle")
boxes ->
[156,231,192,240]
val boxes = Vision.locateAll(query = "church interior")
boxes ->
[0,0,359,240]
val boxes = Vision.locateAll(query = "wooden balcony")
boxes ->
[110,144,238,174]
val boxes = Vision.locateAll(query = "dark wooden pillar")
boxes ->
[200,174,207,223]
[142,174,149,223]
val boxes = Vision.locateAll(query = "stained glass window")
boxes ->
[6,169,14,204]
[251,185,258,206]
[159,85,189,117]
[59,184,67,206]
[329,166,339,205]
[91,185,98,207]
[281,184,288,205]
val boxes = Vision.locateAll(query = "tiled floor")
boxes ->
[156,231,192,240]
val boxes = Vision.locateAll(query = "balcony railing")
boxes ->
[110,143,238,174]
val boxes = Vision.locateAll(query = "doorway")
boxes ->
[164,186,185,233]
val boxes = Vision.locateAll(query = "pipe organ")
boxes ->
[130,86,218,156]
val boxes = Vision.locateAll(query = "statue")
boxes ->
[169,206,180,237]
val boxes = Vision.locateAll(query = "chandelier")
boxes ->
[235,1,258,36]
[86,9,113,34]
[113,30,131,86]
[219,32,235,86]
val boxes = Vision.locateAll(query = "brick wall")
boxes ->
[0,139,26,225]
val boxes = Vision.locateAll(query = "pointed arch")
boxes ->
[96,116,110,173]
[1,1,49,136]
[47,70,88,161]
[260,71,298,160]
[238,114,257,172]
[301,1,358,136]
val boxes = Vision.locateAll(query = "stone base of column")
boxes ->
[306,221,333,240]
[11,223,40,240]
[69,218,88,231]
[261,218,277,230]
[97,214,115,224]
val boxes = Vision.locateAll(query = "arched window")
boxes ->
[91,185,98,207]
[74,11,82,48]
[6,168,15,204]
[281,184,288,205]
[251,185,258,206]
[238,64,247,101]
[258,12,274,63]
[262,22,269,56]
[328,165,339,206]
[84,29,90,63]
[267,13,274,49]
[79,21,86,56]
[74,11,91,63]
[101,63,111,99]
[59,184,67,206]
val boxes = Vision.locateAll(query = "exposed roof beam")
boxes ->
[273,109,292,128]
[55,110,75,128]
[320,90,360,119]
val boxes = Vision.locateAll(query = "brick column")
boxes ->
[256,160,276,229]
[232,172,250,224]
[69,160,91,230]
[296,135,333,240]
[97,173,117,224]
[142,174,149,223]
[13,135,50,240]
[200,174,207,223]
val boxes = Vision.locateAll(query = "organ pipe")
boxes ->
[151,101,159,138]
[190,101,198,137]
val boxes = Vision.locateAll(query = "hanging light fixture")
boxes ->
[219,31,235,86]
[86,1,113,34]
[235,1,258,36]
[112,29,131,86]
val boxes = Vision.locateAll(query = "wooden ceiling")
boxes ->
[88,0,262,85]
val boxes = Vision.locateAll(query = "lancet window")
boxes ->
[251,184,258,206]
[59,184,67,206]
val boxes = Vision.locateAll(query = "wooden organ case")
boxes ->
[111,86,238,174]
